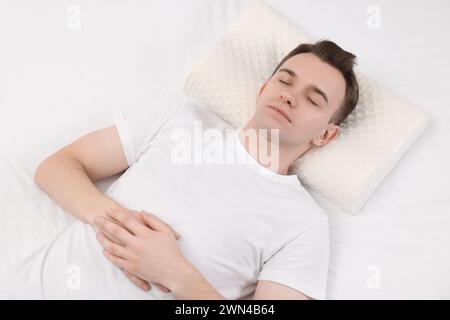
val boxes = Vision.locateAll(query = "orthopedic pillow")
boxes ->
[182,0,429,214]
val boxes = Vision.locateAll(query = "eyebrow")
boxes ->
[277,68,329,105]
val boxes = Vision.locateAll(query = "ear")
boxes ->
[311,124,340,147]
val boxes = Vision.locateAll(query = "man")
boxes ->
[7,40,358,300]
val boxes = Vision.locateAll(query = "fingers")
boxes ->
[140,211,181,239]
[105,210,149,237]
[96,232,130,259]
[102,249,132,271]
[122,268,170,294]
[122,269,150,291]
[96,218,127,247]
[95,215,135,245]
[154,283,172,293]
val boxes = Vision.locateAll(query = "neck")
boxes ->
[239,123,312,175]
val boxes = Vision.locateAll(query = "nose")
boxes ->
[280,94,295,108]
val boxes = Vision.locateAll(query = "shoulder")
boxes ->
[170,98,234,130]
[296,183,328,224]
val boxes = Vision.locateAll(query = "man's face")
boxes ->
[251,53,346,152]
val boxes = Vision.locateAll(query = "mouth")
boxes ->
[267,105,292,124]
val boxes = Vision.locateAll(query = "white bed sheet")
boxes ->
[0,0,449,299]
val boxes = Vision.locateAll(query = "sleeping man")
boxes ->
[0,40,359,300]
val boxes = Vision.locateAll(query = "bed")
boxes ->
[0,0,449,299]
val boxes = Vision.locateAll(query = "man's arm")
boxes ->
[171,265,226,300]
[253,280,311,300]
[35,126,183,293]
[34,125,128,224]
[172,272,311,300]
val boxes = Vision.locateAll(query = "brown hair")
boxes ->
[270,39,359,126]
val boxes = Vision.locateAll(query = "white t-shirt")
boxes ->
[109,98,330,299]
[0,98,329,300]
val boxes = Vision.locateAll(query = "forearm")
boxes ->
[172,263,226,300]
[34,153,122,225]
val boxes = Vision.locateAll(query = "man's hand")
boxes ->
[94,207,180,293]
[94,209,189,294]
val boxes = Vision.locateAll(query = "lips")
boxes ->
[268,105,292,124]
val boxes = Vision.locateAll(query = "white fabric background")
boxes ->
[0,0,449,299]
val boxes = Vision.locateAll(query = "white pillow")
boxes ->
[182,0,429,214]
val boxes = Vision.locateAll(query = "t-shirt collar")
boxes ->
[232,128,300,184]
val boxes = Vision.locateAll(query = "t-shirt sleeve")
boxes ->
[112,101,184,166]
[257,218,330,300]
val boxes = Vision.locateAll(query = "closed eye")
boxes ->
[278,79,319,106]
[308,98,318,106]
